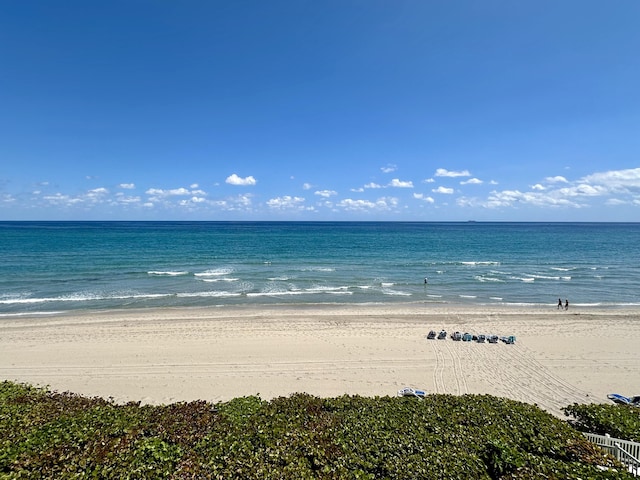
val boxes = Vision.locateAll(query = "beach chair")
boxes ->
[462,333,472,342]
[451,331,462,341]
[608,393,640,406]
[397,387,427,399]
[437,330,447,340]
[427,330,436,340]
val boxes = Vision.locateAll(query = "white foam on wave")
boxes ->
[246,284,354,297]
[381,288,412,296]
[199,278,239,283]
[508,276,535,283]
[474,275,504,283]
[148,271,190,276]
[381,282,394,287]
[194,268,234,277]
[306,286,353,295]
[0,311,65,317]
[0,292,172,304]
[307,285,349,292]
[300,266,336,272]
[247,290,306,297]
[177,291,241,298]
[461,261,501,266]
[530,274,561,281]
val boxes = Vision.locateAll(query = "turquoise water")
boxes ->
[1,222,639,315]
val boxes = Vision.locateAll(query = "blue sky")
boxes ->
[1,1,639,221]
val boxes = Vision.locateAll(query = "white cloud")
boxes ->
[212,194,254,211]
[581,167,640,190]
[144,187,208,209]
[115,193,141,204]
[5,165,640,219]
[460,178,482,185]
[314,190,337,198]
[432,186,454,194]
[605,198,628,206]
[337,199,377,210]
[556,184,608,197]
[226,174,257,186]
[85,188,109,204]
[413,193,435,203]
[389,179,414,188]
[435,168,471,178]
[381,164,397,173]
[545,176,568,184]
[381,196,399,207]
[267,195,305,210]
[146,187,189,196]
[43,193,82,206]
[459,169,640,211]
[336,197,398,211]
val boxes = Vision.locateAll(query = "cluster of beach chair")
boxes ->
[426,330,516,344]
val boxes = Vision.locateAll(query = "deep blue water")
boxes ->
[1,221,639,315]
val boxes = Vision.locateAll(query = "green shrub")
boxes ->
[564,402,640,442]
[0,381,633,479]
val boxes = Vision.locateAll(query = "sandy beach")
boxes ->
[1,304,639,417]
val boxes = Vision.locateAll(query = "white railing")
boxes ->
[583,432,640,476]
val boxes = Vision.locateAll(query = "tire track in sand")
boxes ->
[443,339,469,395]
[466,340,591,413]
[429,339,446,393]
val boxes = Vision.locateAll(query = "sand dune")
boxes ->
[2,304,639,417]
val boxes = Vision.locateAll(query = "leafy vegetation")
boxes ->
[564,402,640,442]
[0,381,633,479]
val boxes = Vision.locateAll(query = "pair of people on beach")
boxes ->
[558,298,568,310]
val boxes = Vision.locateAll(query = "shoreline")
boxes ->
[2,303,639,417]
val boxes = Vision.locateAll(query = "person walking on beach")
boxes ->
[565,299,569,310]
[558,298,562,309]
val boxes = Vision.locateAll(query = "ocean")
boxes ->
[1,221,639,316]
